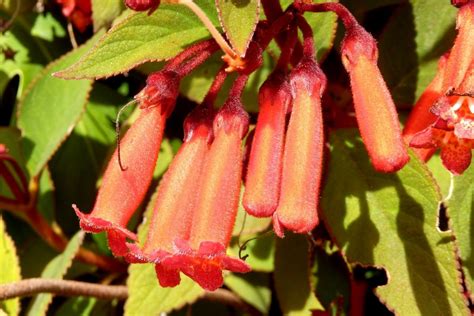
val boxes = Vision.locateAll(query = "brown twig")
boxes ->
[0,278,127,301]
[0,278,261,314]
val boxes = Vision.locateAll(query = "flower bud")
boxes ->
[243,71,291,217]
[273,58,326,237]
[341,26,409,172]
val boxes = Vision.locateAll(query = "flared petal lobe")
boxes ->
[273,59,326,237]
[243,72,291,217]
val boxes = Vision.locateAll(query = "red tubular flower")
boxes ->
[74,71,179,257]
[125,106,214,287]
[162,96,251,291]
[341,26,409,172]
[243,71,291,217]
[403,54,448,161]
[272,58,326,237]
[442,1,474,92]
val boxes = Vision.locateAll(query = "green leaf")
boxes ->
[447,164,474,302]
[224,272,271,313]
[0,216,21,316]
[274,233,324,315]
[92,0,125,31]
[49,83,127,234]
[17,31,104,178]
[55,1,219,80]
[216,0,260,57]
[321,130,467,315]
[26,231,84,316]
[379,0,456,106]
[54,297,98,316]
[229,233,275,272]
[125,265,204,315]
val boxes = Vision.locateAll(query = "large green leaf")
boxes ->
[378,0,456,106]
[0,216,21,316]
[216,0,260,57]
[274,233,324,315]
[17,32,103,178]
[224,272,271,313]
[321,130,467,315]
[55,1,219,80]
[26,231,84,316]
[447,164,474,302]
[91,0,124,31]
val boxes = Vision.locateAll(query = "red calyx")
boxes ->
[124,0,160,14]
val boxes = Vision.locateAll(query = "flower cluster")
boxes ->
[74,2,409,290]
[403,1,474,174]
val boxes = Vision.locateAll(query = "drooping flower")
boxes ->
[340,25,409,172]
[125,105,214,287]
[56,0,92,32]
[273,57,326,237]
[295,2,409,173]
[73,71,179,257]
[243,71,291,217]
[161,93,251,291]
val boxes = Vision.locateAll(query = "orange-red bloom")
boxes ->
[161,97,251,291]
[74,71,179,256]
[126,106,213,287]
[243,71,291,217]
[408,2,474,174]
[273,58,326,237]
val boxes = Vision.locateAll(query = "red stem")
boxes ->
[296,2,358,30]
[276,21,298,70]
[203,65,228,107]
[4,157,29,200]
[296,15,315,58]
[229,75,249,99]
[164,39,218,71]
[175,42,220,78]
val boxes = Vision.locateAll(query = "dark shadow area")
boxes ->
[0,74,19,126]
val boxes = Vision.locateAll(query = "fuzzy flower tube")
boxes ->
[243,71,291,218]
[73,71,179,257]
[161,79,251,291]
